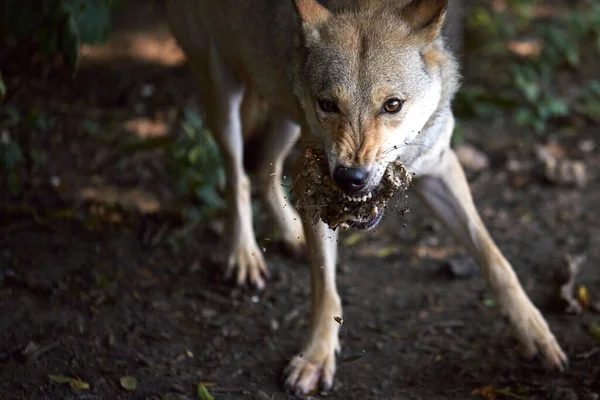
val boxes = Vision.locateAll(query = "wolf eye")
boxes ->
[317,100,339,113]
[382,98,403,114]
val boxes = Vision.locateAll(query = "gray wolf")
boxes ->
[165,0,567,395]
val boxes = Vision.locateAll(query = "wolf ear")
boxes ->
[292,0,331,25]
[399,0,447,40]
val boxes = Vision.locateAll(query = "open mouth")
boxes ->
[296,148,413,231]
[347,208,384,230]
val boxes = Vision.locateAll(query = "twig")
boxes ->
[576,346,600,359]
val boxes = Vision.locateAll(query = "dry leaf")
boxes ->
[578,285,590,309]
[48,375,89,390]
[119,376,137,391]
[342,355,362,363]
[472,385,497,400]
[69,379,90,391]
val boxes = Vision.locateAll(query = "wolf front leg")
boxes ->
[284,216,341,395]
[255,116,306,256]
[414,148,568,370]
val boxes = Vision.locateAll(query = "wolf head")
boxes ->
[291,0,460,203]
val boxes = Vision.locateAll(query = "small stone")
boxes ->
[269,319,280,331]
[442,256,479,279]
[578,139,596,153]
[141,83,155,97]
[201,308,218,318]
[455,144,490,171]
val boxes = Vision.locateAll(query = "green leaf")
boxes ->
[521,81,540,103]
[63,13,82,69]
[565,47,580,67]
[120,376,137,391]
[3,142,24,169]
[197,384,215,400]
[49,375,75,384]
[588,322,600,342]
[582,99,600,121]
[70,379,90,390]
[532,119,546,135]
[546,97,569,116]
[514,108,533,126]
[375,245,399,258]
[62,0,113,44]
[343,232,365,246]
[48,375,89,390]
[183,109,204,131]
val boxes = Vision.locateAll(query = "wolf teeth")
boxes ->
[342,192,372,202]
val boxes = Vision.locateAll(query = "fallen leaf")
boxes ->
[578,285,589,309]
[120,376,137,391]
[343,232,364,246]
[198,384,215,400]
[375,245,399,258]
[496,387,528,400]
[342,355,362,363]
[49,375,75,384]
[588,322,600,342]
[69,379,90,391]
[49,375,89,390]
[483,298,496,308]
[472,385,497,400]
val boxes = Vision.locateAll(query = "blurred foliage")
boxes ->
[1,0,120,69]
[1,1,120,196]
[0,106,55,196]
[0,108,24,195]
[166,109,226,220]
[456,0,600,135]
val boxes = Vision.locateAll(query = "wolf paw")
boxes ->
[224,242,268,290]
[284,344,338,396]
[509,297,568,370]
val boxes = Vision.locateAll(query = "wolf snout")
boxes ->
[332,165,369,193]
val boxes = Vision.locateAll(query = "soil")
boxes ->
[1,2,600,399]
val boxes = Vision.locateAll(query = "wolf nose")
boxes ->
[333,166,369,193]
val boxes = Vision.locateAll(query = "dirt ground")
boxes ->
[1,2,600,399]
